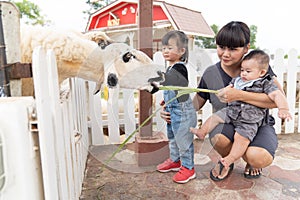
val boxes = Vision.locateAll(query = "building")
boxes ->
[85,0,214,52]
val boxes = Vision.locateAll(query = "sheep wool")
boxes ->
[21,25,100,83]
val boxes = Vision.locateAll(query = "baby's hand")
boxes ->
[190,127,206,140]
[278,109,292,121]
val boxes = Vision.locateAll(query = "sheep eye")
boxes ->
[122,52,135,63]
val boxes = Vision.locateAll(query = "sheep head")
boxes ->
[103,46,165,94]
[81,42,165,94]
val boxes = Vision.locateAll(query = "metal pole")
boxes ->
[0,4,10,97]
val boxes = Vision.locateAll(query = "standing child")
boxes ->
[156,30,197,184]
[190,49,292,180]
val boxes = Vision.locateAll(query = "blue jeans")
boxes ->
[164,90,197,169]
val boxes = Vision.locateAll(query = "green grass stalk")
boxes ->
[103,86,218,166]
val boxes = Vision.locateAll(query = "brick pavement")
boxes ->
[80,134,300,200]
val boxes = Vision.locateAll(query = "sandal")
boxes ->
[210,161,234,181]
[244,166,262,179]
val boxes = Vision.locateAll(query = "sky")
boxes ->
[20,0,300,54]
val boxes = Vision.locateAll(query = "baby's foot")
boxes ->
[190,127,206,140]
[220,157,234,170]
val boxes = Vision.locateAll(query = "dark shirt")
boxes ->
[162,62,189,102]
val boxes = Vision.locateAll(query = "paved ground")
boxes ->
[80,134,300,200]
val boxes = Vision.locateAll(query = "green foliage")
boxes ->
[11,0,50,26]
[195,24,258,49]
[83,0,114,16]
[250,25,257,49]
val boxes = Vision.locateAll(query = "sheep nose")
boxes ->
[107,73,118,87]
[122,52,135,63]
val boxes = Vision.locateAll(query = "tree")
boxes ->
[250,25,257,49]
[83,0,114,16]
[11,0,50,26]
[195,24,258,49]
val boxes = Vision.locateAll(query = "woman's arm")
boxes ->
[217,84,277,109]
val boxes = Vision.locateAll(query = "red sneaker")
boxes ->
[156,158,181,172]
[173,167,196,183]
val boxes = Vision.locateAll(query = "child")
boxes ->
[156,30,197,184]
[190,49,292,180]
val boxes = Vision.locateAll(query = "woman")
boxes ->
[160,21,281,180]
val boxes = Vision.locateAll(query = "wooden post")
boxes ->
[138,0,153,137]
[0,4,10,96]
[136,0,169,166]
[0,2,22,96]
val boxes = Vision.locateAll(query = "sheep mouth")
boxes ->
[107,73,118,88]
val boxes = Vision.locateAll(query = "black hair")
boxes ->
[162,30,189,63]
[216,21,250,48]
[243,49,270,70]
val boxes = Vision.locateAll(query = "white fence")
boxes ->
[31,48,90,199]
[0,48,90,199]
[272,48,300,134]
[0,47,299,199]
[96,48,300,145]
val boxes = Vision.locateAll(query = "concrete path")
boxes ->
[80,134,300,200]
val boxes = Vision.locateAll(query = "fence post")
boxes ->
[0,2,21,96]
[0,3,11,96]
[107,87,121,143]
[285,49,298,133]
[46,50,69,199]
[122,88,136,143]
[273,49,285,133]
[88,81,105,145]
[32,47,59,199]
[153,52,166,134]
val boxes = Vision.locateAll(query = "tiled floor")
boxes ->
[80,134,300,200]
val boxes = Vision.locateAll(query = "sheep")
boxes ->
[20,26,164,96]
[20,26,110,86]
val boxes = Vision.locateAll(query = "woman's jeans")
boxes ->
[164,90,197,169]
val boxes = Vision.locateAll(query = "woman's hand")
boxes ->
[217,84,240,103]
[159,100,171,124]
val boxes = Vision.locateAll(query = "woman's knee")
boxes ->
[244,146,273,168]
[210,134,232,157]
[211,134,231,146]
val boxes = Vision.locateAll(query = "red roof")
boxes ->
[86,0,214,38]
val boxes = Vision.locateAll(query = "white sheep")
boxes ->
[20,26,163,96]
